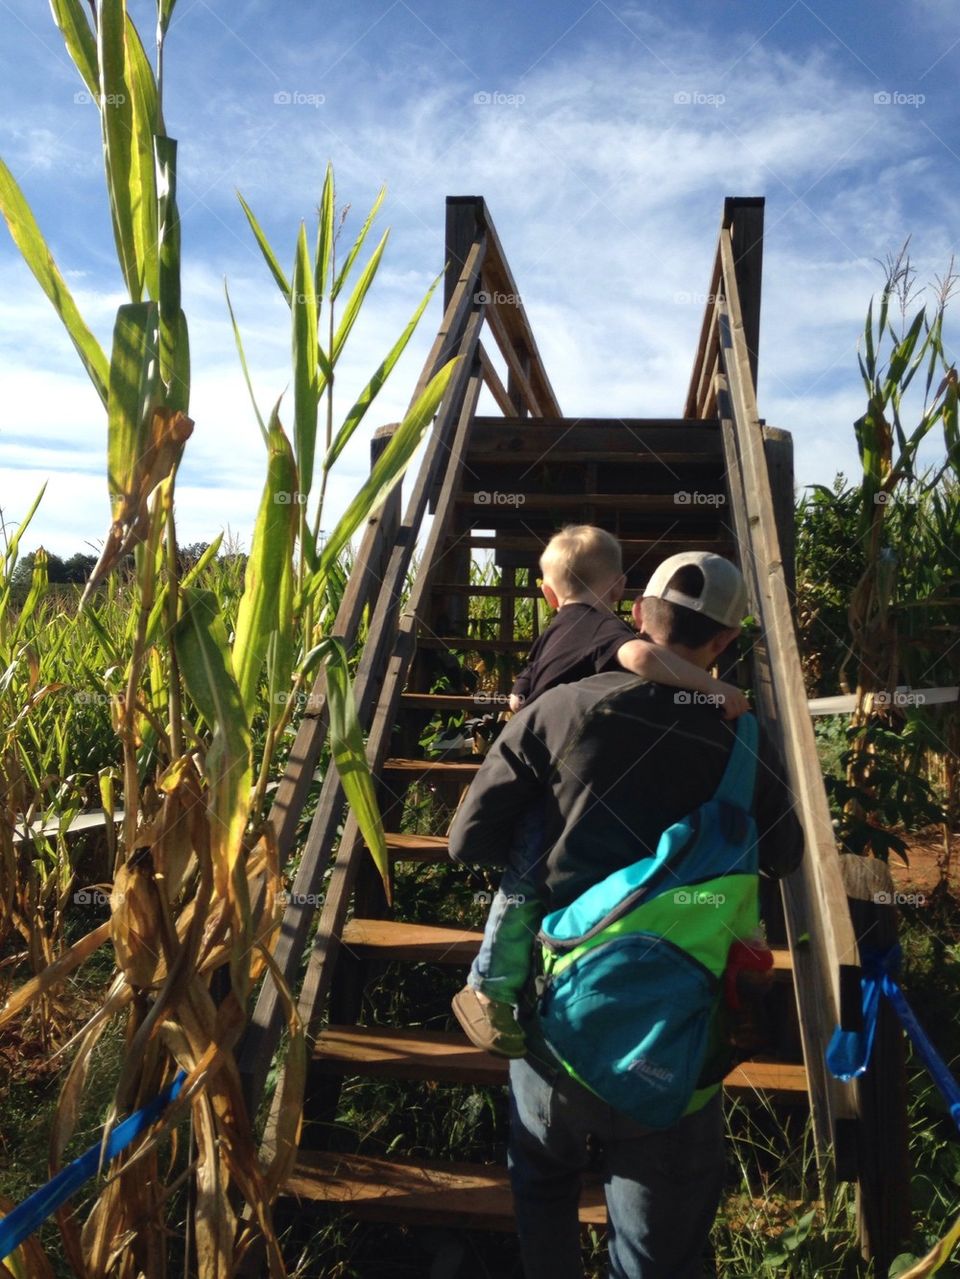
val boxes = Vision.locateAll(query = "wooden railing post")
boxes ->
[839,854,912,1271]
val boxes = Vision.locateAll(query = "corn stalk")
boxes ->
[0,1,453,1273]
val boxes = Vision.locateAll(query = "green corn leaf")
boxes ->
[224,280,267,446]
[98,1,142,298]
[314,162,335,302]
[173,586,251,887]
[182,532,224,586]
[11,548,49,645]
[0,159,109,405]
[158,0,178,35]
[304,356,457,609]
[155,135,181,388]
[323,272,441,473]
[308,636,390,902]
[332,184,386,302]
[1,482,46,579]
[107,302,160,522]
[237,192,291,302]
[49,0,99,97]
[232,402,299,723]
[166,308,190,415]
[292,222,319,497]
[332,228,389,364]
[863,298,875,382]
[123,12,160,300]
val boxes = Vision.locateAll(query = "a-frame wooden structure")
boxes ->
[236,195,910,1271]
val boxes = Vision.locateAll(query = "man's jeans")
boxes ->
[507,1053,724,1279]
[467,806,545,1004]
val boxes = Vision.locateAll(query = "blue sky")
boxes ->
[1,0,958,557]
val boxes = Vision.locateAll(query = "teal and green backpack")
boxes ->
[535,712,760,1128]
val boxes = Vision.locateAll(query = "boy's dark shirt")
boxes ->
[449,671,803,910]
[511,602,635,707]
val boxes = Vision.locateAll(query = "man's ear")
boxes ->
[631,596,644,630]
[708,626,742,663]
[541,581,559,610]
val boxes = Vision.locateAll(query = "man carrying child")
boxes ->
[448,530,803,1278]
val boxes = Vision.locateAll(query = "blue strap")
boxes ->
[826,945,960,1137]
[0,1070,186,1262]
[713,712,759,810]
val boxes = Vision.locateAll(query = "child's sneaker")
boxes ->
[452,985,526,1058]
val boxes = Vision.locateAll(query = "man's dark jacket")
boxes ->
[448,672,803,906]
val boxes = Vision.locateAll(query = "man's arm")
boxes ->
[448,700,555,868]
[616,639,750,719]
[753,727,804,879]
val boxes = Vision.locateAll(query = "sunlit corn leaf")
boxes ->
[49,0,98,98]
[0,483,46,630]
[323,272,441,473]
[314,161,334,302]
[11,547,48,646]
[236,192,291,302]
[122,12,160,299]
[303,356,457,609]
[305,637,390,900]
[224,280,267,445]
[0,160,109,405]
[894,1209,960,1277]
[332,184,386,302]
[98,1,157,301]
[232,404,298,723]
[292,223,320,497]
[173,586,252,896]
[331,227,389,363]
[155,136,182,391]
[0,923,111,1028]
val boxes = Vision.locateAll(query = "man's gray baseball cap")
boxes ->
[643,552,747,628]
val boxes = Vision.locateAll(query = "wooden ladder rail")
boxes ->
[704,205,863,1185]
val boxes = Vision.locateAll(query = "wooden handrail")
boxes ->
[714,223,862,1177]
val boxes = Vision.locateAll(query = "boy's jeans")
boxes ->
[507,1051,724,1279]
[467,806,545,1004]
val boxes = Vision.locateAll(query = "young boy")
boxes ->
[452,525,749,1057]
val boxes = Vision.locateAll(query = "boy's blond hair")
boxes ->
[539,525,623,599]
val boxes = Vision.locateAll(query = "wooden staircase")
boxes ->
[233,196,908,1269]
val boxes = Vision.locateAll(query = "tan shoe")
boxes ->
[451,985,527,1058]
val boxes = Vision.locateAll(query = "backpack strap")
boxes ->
[713,712,759,810]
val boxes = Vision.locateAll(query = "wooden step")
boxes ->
[385,832,452,862]
[400,692,513,711]
[415,636,536,653]
[381,757,483,778]
[465,450,723,466]
[285,1148,606,1230]
[313,1024,809,1100]
[339,918,793,976]
[340,918,482,963]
